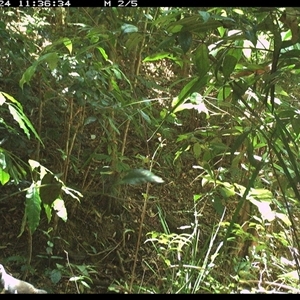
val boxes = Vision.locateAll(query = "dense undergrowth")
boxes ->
[1,7,300,294]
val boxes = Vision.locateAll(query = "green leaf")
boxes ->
[231,80,249,100]
[157,35,177,50]
[121,23,138,34]
[248,188,273,201]
[40,173,62,205]
[0,168,10,185]
[193,142,202,159]
[230,128,252,160]
[212,196,225,216]
[42,52,59,71]
[143,52,176,62]
[178,31,192,53]
[8,105,30,139]
[0,92,21,107]
[0,150,10,185]
[292,118,300,135]
[50,269,62,284]
[139,110,151,124]
[125,32,144,52]
[244,29,257,46]
[62,37,72,54]
[194,44,210,77]
[25,184,42,234]
[198,11,211,23]
[219,182,236,198]
[120,169,164,185]
[19,53,58,88]
[6,100,42,144]
[176,76,208,107]
[43,203,52,224]
[223,54,238,79]
[19,65,37,89]
[96,47,108,60]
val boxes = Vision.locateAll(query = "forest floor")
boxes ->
[0,164,218,294]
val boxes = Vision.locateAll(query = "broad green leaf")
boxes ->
[63,37,72,54]
[167,15,200,28]
[96,47,108,60]
[223,54,238,79]
[244,29,257,46]
[50,269,62,284]
[8,105,30,139]
[178,31,192,53]
[34,53,59,71]
[42,52,59,71]
[121,23,138,34]
[219,183,236,198]
[249,188,273,201]
[157,35,177,50]
[19,64,37,89]
[281,49,300,59]
[25,184,42,234]
[230,128,252,160]
[20,53,58,88]
[0,168,10,185]
[108,117,120,135]
[139,110,151,124]
[212,196,225,216]
[168,25,183,34]
[120,169,164,185]
[43,203,52,224]
[143,52,176,62]
[193,142,202,159]
[0,93,42,144]
[125,32,144,52]
[194,44,210,77]
[40,173,62,205]
[292,118,300,135]
[112,68,122,80]
[231,80,249,100]
[185,20,233,34]
[0,92,21,106]
[167,15,232,33]
[176,76,208,110]
[217,86,232,101]
[198,11,211,23]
